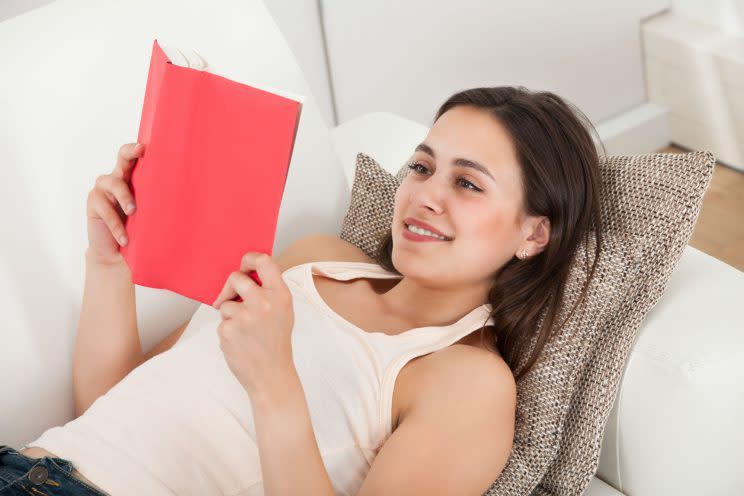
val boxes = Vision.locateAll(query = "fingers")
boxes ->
[213,270,261,309]
[212,253,287,309]
[249,254,284,291]
[114,142,144,181]
[88,189,130,245]
[239,252,267,277]
[95,174,137,216]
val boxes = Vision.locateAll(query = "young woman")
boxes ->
[1,86,603,495]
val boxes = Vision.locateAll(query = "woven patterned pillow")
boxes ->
[339,153,410,259]
[338,151,715,495]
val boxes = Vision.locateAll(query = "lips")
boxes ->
[403,217,453,239]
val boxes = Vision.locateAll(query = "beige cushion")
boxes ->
[338,151,715,495]
[339,153,410,258]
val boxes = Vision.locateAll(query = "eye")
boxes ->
[407,162,483,193]
[407,161,429,175]
[456,178,482,192]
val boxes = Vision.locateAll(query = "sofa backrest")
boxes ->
[0,0,348,447]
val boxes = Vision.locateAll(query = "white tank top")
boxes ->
[27,261,495,496]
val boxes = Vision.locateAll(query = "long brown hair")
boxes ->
[374,86,604,383]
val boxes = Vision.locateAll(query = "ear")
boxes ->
[522,216,550,256]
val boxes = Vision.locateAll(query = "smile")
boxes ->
[403,223,452,241]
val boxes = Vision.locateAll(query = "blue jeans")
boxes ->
[0,446,109,495]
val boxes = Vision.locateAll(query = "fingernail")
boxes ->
[126,203,136,213]
[119,235,128,245]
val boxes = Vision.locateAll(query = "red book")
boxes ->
[120,39,303,305]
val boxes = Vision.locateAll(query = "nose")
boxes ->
[409,175,446,214]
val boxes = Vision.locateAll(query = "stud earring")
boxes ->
[519,248,529,260]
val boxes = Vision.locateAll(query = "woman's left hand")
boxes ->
[212,252,296,401]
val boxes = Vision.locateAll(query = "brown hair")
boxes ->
[373,86,604,383]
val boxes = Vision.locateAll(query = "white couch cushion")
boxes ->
[596,246,744,495]
[0,0,348,447]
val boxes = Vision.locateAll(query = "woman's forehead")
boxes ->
[424,107,522,187]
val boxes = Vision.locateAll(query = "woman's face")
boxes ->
[391,105,540,287]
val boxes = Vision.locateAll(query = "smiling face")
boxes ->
[391,105,547,287]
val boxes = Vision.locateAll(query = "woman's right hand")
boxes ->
[86,142,144,266]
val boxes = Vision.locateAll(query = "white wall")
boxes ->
[0,0,54,22]
[267,0,670,133]
[6,0,675,151]
[320,0,670,128]
[263,0,337,129]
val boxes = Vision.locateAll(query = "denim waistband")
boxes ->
[0,445,110,495]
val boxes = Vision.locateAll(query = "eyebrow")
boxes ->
[414,143,495,182]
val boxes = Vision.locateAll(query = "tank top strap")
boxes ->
[306,260,404,281]
[365,301,495,360]
[373,302,496,443]
[295,259,495,352]
[284,260,497,444]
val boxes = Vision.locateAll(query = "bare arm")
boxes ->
[74,142,151,418]
[357,346,516,495]
[72,250,142,417]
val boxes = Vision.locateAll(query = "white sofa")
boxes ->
[1,1,743,495]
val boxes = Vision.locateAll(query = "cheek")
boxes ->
[453,215,514,276]
[393,182,411,217]
[481,209,511,234]
[455,206,516,255]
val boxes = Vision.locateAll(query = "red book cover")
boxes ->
[120,39,303,305]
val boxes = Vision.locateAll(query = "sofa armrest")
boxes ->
[584,476,627,496]
[330,111,428,189]
[596,246,744,495]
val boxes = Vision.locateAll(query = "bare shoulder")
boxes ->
[412,344,516,414]
[275,233,374,272]
[358,345,516,495]
[414,345,516,465]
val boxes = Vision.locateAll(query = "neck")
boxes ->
[378,275,490,329]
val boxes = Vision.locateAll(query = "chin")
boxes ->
[390,246,433,275]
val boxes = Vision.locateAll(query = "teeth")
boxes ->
[406,223,449,240]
